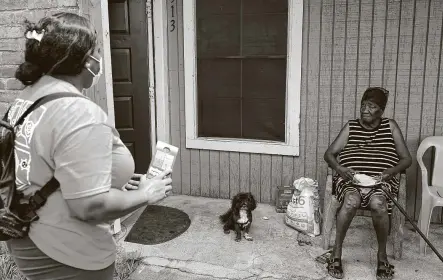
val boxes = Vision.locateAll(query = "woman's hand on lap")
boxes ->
[336,166,355,182]
[381,169,396,182]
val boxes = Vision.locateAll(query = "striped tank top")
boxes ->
[338,118,400,185]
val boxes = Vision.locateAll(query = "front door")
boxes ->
[108,0,151,173]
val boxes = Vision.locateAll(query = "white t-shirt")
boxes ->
[4,75,135,270]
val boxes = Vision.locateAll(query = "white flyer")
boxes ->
[147,141,179,179]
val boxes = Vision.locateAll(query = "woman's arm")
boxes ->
[383,119,412,179]
[324,121,350,170]
[52,99,163,223]
[324,121,355,181]
[66,187,154,223]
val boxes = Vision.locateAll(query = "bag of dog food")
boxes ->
[284,177,321,237]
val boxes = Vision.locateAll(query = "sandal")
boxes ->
[327,257,344,279]
[376,261,395,280]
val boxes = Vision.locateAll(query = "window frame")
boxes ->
[183,0,303,156]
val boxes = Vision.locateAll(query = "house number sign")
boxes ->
[170,0,176,32]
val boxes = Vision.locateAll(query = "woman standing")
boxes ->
[5,12,172,279]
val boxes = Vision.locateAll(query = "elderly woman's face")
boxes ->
[360,100,383,123]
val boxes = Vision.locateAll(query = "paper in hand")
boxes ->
[147,141,179,179]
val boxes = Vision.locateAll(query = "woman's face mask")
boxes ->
[85,55,103,88]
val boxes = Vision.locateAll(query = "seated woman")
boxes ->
[324,87,412,280]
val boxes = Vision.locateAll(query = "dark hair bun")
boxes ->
[15,61,44,86]
[15,13,97,87]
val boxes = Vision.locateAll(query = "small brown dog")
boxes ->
[219,192,257,242]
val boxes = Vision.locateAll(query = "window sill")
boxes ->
[186,137,299,156]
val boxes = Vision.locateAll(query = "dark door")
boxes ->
[108,0,151,173]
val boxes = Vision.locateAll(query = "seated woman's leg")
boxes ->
[328,190,361,279]
[334,190,361,258]
[369,195,389,261]
[369,194,395,280]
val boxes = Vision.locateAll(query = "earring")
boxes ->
[85,62,91,67]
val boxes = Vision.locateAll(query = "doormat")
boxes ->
[125,205,191,245]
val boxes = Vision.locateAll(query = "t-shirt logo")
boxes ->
[8,99,47,191]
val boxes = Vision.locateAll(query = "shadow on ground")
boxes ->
[116,195,443,280]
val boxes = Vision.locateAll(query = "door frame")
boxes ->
[101,0,115,128]
[147,0,158,157]
[79,0,115,126]
[102,0,169,153]
[152,0,170,144]
[84,0,160,232]
[84,0,159,156]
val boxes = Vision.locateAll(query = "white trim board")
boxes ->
[147,0,157,157]
[153,0,171,143]
[101,0,115,127]
[79,0,115,124]
[96,0,119,233]
[102,2,120,232]
[182,0,303,156]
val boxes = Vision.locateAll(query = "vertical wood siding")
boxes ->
[167,0,443,223]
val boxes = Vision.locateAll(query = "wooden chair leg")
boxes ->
[322,171,335,250]
[391,208,404,260]
[322,199,335,250]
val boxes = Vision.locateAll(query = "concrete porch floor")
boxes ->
[117,195,443,280]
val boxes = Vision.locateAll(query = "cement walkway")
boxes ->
[116,195,443,280]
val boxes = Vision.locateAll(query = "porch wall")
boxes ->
[0,0,79,113]
[0,0,108,114]
[168,0,443,223]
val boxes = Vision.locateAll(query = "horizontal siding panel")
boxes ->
[168,0,443,223]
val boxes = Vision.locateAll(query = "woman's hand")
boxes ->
[138,169,173,204]
[380,168,396,182]
[336,166,356,182]
[123,173,143,190]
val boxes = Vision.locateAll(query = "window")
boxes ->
[184,0,303,156]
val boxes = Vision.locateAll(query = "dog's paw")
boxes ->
[235,236,241,242]
[224,229,230,234]
[244,233,253,241]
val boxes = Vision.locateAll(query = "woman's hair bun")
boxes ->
[15,61,44,86]
[16,13,97,86]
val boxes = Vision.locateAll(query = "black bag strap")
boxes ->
[14,92,88,127]
[11,92,90,213]
[28,177,60,212]
[2,107,10,122]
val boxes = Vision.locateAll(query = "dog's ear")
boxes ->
[248,193,257,211]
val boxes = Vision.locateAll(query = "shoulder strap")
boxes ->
[28,177,60,212]
[15,92,88,127]
[2,107,11,122]
[16,92,89,212]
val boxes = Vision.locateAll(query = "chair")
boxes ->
[416,136,443,255]
[322,167,407,260]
